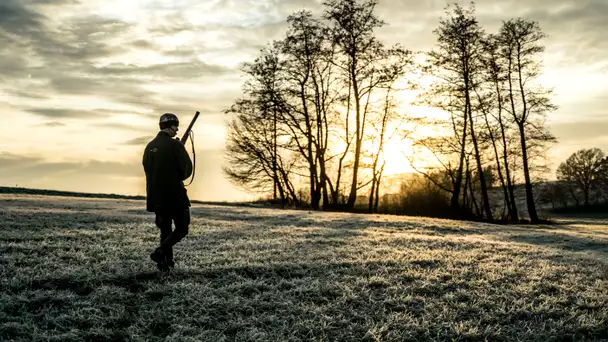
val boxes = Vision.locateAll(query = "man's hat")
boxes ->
[160,113,179,125]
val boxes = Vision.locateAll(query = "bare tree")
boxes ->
[499,18,557,223]
[277,11,329,209]
[557,148,606,207]
[361,48,412,212]
[224,99,300,205]
[224,47,305,205]
[478,34,519,220]
[423,3,493,221]
[324,0,389,209]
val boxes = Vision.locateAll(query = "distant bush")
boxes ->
[375,174,477,220]
[535,181,608,214]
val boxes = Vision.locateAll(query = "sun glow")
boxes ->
[381,139,415,175]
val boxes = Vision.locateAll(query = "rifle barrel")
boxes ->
[180,111,200,144]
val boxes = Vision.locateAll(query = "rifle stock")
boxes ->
[180,111,200,144]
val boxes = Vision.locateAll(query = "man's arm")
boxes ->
[175,142,193,181]
[142,146,150,173]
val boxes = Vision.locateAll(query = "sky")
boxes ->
[1,0,607,202]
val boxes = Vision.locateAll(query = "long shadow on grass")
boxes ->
[504,231,608,254]
[193,207,326,229]
[193,206,482,237]
[11,260,607,341]
[188,213,366,251]
[556,218,608,225]
[5,260,419,340]
[0,209,146,232]
[195,206,608,258]
[15,259,427,295]
[6,256,608,341]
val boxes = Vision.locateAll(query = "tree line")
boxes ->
[540,148,608,210]
[223,0,559,223]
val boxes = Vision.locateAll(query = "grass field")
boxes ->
[1,194,607,342]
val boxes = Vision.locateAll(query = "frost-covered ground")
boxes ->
[1,194,607,341]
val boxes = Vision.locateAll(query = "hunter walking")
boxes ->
[143,113,193,271]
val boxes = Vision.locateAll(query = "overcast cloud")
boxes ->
[1,0,606,200]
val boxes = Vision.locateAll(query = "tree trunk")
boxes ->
[490,129,511,220]
[330,76,353,208]
[467,167,481,217]
[279,167,299,206]
[273,107,278,201]
[500,124,519,221]
[276,171,287,206]
[497,115,519,220]
[513,41,539,223]
[299,81,319,210]
[462,164,471,210]
[374,168,383,212]
[464,55,493,222]
[568,185,580,207]
[467,92,494,222]
[346,56,362,209]
[505,48,523,222]
[518,124,539,222]
[451,111,468,213]
[368,174,376,213]
[480,88,514,221]
[319,156,330,209]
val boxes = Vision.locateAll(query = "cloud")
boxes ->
[40,121,66,127]
[0,3,239,119]
[375,0,608,67]
[80,160,142,177]
[0,0,45,34]
[123,136,153,146]
[26,107,114,118]
[32,16,132,63]
[147,12,195,35]
[89,60,232,79]
[94,122,152,132]
[24,0,80,5]
[0,52,30,80]
[0,9,143,107]
[0,151,141,178]
[0,0,607,201]
[3,89,50,99]
[131,39,157,49]
[0,152,43,170]
[0,1,308,121]
[0,1,48,82]
[551,120,608,143]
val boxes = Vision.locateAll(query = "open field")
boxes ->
[1,194,607,341]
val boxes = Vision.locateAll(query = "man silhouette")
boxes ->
[142,113,193,271]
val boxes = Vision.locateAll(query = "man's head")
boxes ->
[159,113,179,137]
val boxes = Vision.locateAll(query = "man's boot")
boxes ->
[150,248,169,271]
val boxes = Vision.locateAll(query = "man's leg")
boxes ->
[153,210,173,269]
[158,208,190,266]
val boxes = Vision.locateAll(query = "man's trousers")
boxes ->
[154,207,190,263]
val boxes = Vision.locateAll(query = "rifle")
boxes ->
[180,111,200,186]
[180,111,200,145]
